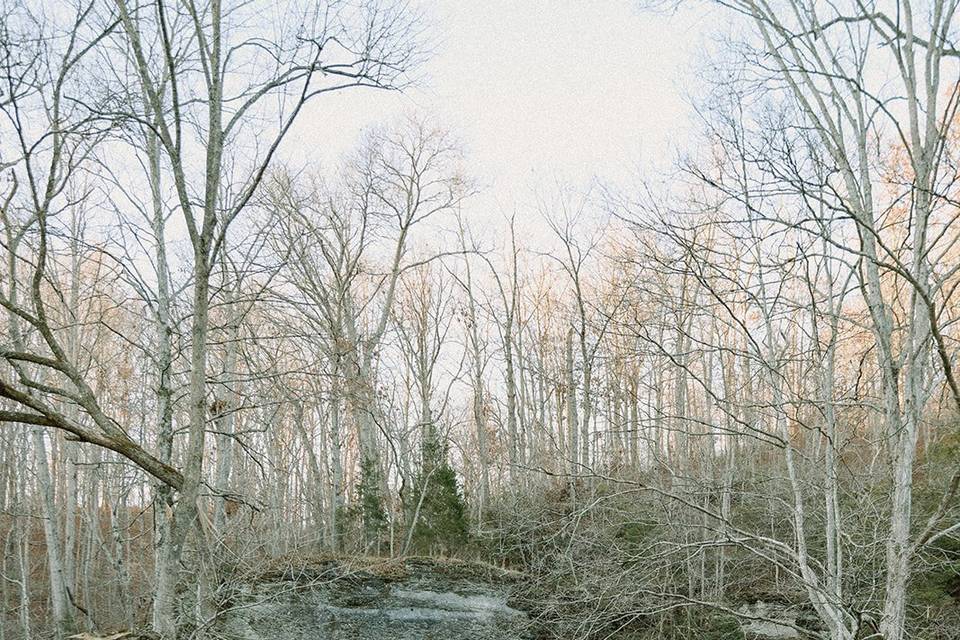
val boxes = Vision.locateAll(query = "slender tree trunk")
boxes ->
[213,318,240,533]
[33,429,74,637]
[18,515,31,639]
[565,327,579,475]
[329,378,344,550]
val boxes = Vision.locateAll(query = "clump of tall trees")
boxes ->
[2,1,960,640]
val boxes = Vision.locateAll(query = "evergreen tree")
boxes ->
[407,428,469,554]
[357,457,387,549]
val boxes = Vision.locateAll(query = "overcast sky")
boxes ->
[284,1,713,231]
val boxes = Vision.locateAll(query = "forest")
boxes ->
[1,0,959,639]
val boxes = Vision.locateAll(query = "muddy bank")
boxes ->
[211,557,532,640]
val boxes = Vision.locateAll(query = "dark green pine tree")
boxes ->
[407,426,469,554]
[357,456,387,549]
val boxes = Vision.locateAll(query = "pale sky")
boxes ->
[284,1,713,231]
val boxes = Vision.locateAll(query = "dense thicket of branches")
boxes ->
[1,1,959,639]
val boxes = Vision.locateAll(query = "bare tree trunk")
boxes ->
[329,380,344,550]
[33,429,74,637]
[110,492,134,627]
[213,316,240,533]
[565,327,579,475]
[18,513,31,639]
[503,293,519,480]
[293,401,326,540]
[466,276,490,515]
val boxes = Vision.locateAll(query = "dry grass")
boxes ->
[244,553,525,585]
